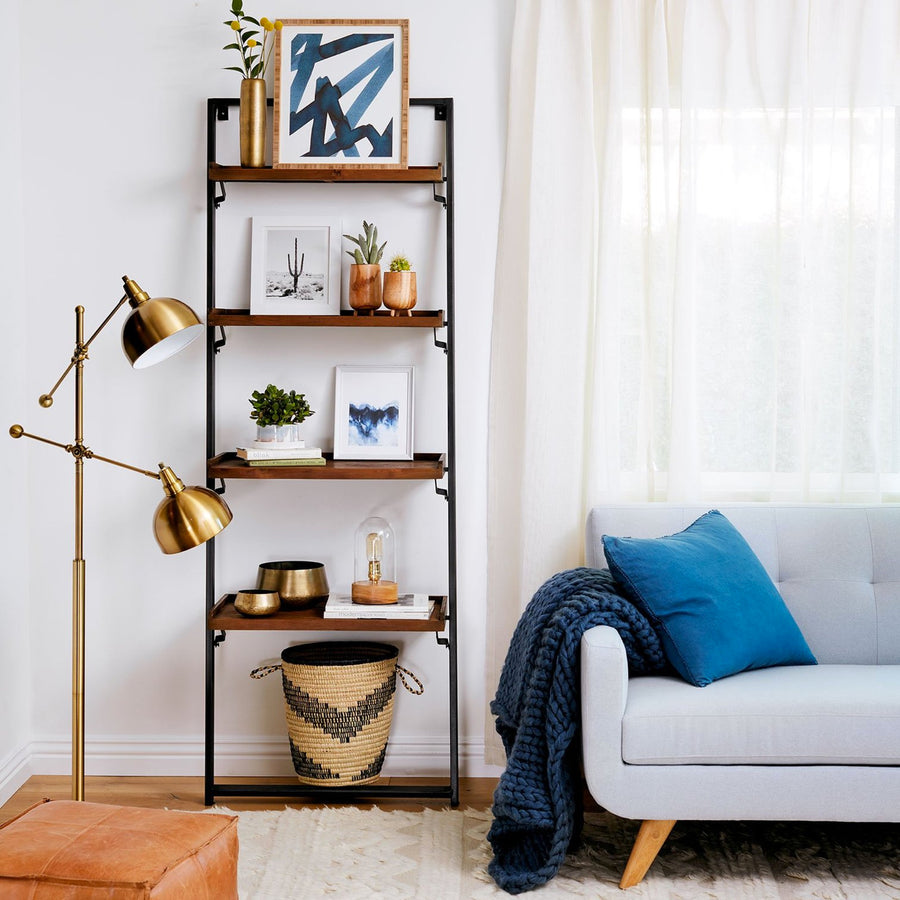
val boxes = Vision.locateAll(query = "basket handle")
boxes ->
[397,665,424,695]
[250,664,281,679]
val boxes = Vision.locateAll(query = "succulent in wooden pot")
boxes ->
[382,254,417,317]
[343,221,386,314]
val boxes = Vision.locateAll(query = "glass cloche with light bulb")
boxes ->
[351,516,398,604]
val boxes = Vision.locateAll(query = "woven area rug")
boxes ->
[226,806,900,899]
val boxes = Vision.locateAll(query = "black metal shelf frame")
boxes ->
[203,97,458,806]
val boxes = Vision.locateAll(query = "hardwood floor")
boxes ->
[0,776,499,824]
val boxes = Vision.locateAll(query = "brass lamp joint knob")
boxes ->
[158,463,185,497]
[122,276,150,308]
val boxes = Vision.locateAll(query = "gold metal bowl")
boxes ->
[234,589,281,617]
[256,561,329,609]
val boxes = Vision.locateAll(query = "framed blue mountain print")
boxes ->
[273,19,409,169]
[333,365,414,460]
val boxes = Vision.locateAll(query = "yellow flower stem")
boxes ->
[262,21,281,78]
[236,15,250,78]
[261,29,273,78]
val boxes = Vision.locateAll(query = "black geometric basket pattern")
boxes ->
[252,641,423,786]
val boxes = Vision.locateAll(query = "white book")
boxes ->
[251,438,305,450]
[237,446,323,460]
[323,593,434,619]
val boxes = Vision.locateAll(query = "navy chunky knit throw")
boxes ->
[488,567,666,894]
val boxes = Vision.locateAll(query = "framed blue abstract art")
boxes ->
[333,365,414,460]
[273,19,409,169]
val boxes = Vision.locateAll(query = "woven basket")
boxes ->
[252,641,423,786]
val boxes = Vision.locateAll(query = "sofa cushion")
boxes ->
[602,510,816,686]
[622,664,900,765]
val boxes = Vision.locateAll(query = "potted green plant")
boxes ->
[382,254,417,316]
[249,384,314,442]
[343,221,386,314]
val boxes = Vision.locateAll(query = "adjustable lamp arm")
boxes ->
[8,425,161,480]
[8,422,230,555]
[36,275,190,407]
[37,293,131,409]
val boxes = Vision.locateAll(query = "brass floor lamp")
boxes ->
[9,275,232,801]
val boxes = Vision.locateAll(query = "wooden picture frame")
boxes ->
[249,216,342,316]
[333,365,414,460]
[273,19,409,169]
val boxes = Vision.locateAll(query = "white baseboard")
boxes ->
[0,744,33,807]
[25,734,505,781]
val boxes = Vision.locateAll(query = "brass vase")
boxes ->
[348,264,383,314]
[240,78,266,168]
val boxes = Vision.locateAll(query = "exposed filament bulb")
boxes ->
[366,531,382,584]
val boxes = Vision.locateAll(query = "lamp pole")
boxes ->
[73,305,86,800]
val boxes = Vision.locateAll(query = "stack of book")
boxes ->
[236,440,325,467]
[323,593,434,620]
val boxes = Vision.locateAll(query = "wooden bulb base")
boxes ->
[351,580,399,605]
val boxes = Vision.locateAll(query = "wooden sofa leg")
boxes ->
[619,819,676,889]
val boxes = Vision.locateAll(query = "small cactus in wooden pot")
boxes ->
[383,254,417,317]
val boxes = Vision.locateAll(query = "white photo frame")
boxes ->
[250,217,342,316]
[333,365,414,460]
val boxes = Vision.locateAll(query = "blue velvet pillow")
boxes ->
[602,510,816,686]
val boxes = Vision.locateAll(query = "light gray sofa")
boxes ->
[581,504,900,888]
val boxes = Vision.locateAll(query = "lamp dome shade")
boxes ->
[154,466,233,554]
[120,276,203,369]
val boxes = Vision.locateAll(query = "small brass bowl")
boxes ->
[256,561,329,609]
[234,589,281,617]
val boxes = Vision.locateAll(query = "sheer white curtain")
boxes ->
[486,0,898,761]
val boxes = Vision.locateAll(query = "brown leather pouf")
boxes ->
[0,799,238,898]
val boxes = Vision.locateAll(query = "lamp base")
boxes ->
[351,580,399,604]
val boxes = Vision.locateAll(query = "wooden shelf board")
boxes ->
[208,308,445,328]
[208,452,446,481]
[209,163,443,184]
[208,595,447,633]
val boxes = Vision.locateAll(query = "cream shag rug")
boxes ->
[225,806,900,899]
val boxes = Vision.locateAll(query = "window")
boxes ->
[614,105,898,499]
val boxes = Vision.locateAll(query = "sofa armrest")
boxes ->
[581,625,630,795]
[581,624,629,715]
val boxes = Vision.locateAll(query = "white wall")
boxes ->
[0,0,33,804]
[5,0,512,788]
